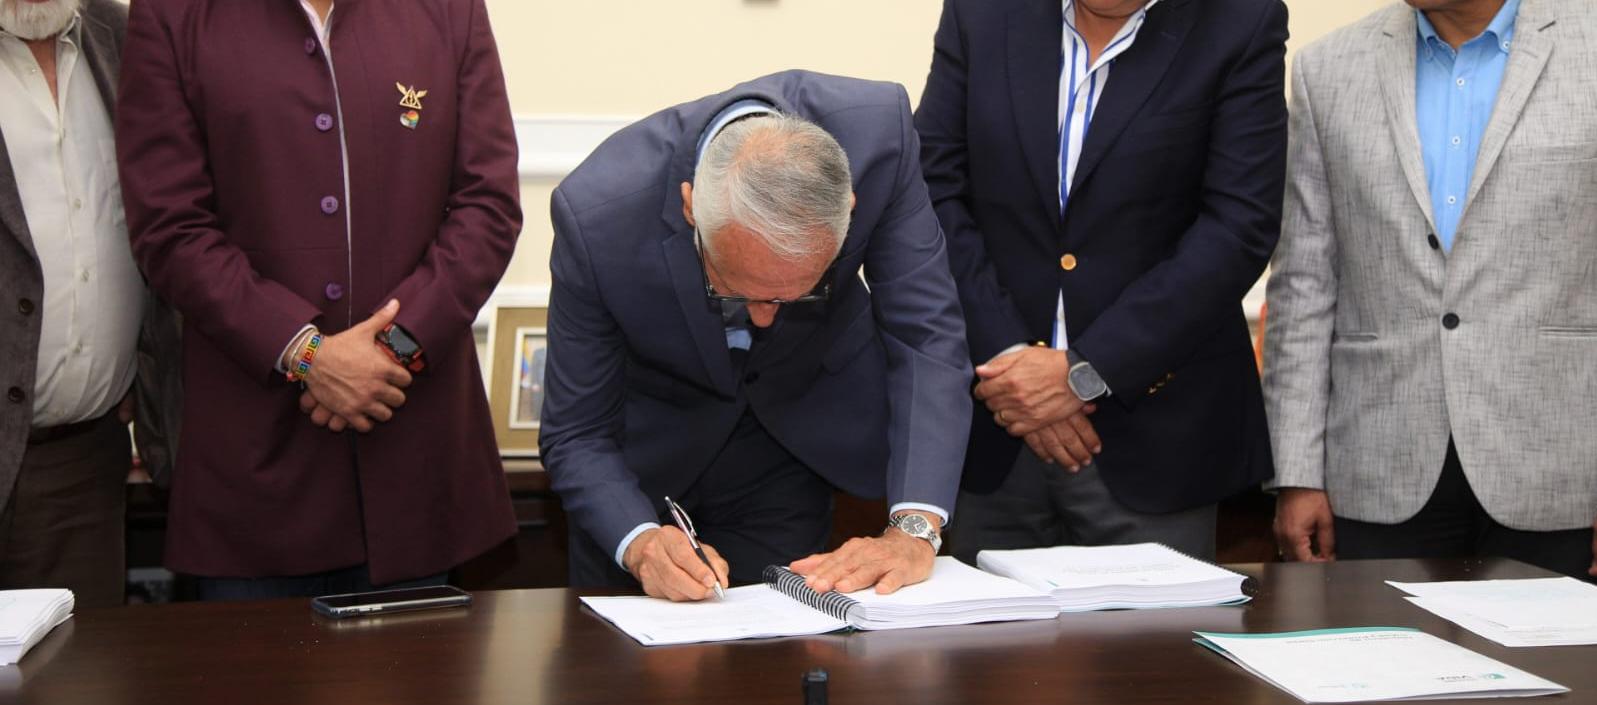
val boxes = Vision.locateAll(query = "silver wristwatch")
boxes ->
[888,513,942,554]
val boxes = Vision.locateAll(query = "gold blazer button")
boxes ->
[1060,254,1078,271]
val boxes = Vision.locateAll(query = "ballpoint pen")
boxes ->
[664,496,726,600]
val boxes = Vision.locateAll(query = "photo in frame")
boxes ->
[509,328,548,430]
[486,305,548,457]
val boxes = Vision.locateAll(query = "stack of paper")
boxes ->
[0,589,74,665]
[1388,577,1597,648]
[977,543,1252,611]
[581,557,1058,646]
[831,557,1061,630]
[1196,627,1568,702]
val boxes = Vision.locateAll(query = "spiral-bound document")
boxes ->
[581,557,1058,646]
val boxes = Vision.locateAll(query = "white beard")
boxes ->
[0,0,81,41]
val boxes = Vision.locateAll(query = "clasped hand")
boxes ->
[974,346,1101,470]
[298,299,412,433]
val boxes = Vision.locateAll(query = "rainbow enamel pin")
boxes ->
[397,83,427,129]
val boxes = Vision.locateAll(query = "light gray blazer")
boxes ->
[1263,0,1597,531]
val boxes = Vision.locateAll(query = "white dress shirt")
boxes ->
[1052,0,1159,350]
[0,14,143,428]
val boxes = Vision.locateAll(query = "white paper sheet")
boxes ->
[1388,578,1597,647]
[1195,627,1568,702]
[581,585,847,646]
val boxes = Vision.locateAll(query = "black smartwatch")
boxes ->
[1065,349,1108,401]
[377,323,426,373]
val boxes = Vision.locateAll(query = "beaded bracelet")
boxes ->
[285,332,323,383]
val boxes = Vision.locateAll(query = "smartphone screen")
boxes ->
[313,585,471,617]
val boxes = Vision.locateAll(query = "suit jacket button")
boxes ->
[304,37,317,55]
[1442,313,1460,330]
[6,387,23,404]
[325,283,344,301]
[320,196,339,215]
[315,113,334,132]
[1059,254,1078,271]
[1427,233,1440,251]
[17,298,33,315]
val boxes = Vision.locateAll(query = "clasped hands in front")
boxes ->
[974,345,1101,470]
[297,299,413,433]
[623,516,939,602]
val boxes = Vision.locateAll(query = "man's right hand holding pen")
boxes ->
[622,527,731,602]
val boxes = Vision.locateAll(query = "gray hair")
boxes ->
[693,114,852,262]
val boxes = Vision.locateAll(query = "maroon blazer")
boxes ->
[116,0,520,583]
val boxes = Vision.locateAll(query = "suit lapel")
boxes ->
[1068,0,1194,197]
[78,11,120,117]
[1375,8,1437,233]
[660,228,737,395]
[1006,0,1064,234]
[1464,0,1553,211]
[0,135,36,260]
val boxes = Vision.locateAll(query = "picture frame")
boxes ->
[486,305,548,457]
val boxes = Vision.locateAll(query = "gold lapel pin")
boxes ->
[397,83,428,110]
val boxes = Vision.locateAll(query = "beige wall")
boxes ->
[487,0,1398,296]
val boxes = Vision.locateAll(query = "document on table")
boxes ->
[582,585,848,646]
[1388,578,1597,647]
[978,542,1252,611]
[582,557,1057,646]
[1195,627,1569,702]
[0,589,74,665]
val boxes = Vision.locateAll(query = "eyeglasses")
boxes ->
[696,229,834,305]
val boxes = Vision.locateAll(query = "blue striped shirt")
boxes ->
[1415,0,1518,252]
[1053,0,1159,348]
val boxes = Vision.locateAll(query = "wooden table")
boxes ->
[3,559,1589,704]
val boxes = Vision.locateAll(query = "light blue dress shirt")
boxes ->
[1415,0,1518,252]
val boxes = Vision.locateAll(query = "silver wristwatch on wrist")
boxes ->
[1065,349,1109,401]
[888,513,942,554]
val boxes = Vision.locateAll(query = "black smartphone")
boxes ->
[311,585,472,619]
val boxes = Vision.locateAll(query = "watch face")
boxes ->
[385,326,421,357]
[897,514,929,535]
[1070,365,1106,399]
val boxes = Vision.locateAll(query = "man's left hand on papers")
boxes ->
[789,519,937,595]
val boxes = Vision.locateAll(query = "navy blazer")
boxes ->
[542,71,973,557]
[915,0,1286,510]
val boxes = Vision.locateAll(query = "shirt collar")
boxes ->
[1416,0,1519,57]
[0,10,83,45]
[695,98,776,165]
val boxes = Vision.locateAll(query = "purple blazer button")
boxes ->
[315,113,334,132]
[320,196,339,215]
[324,283,345,301]
[304,37,317,55]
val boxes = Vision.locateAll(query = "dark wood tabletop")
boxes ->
[3,558,1589,705]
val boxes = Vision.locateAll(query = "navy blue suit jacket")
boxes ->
[542,71,973,557]
[915,0,1286,510]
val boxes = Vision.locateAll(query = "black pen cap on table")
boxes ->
[803,668,828,705]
